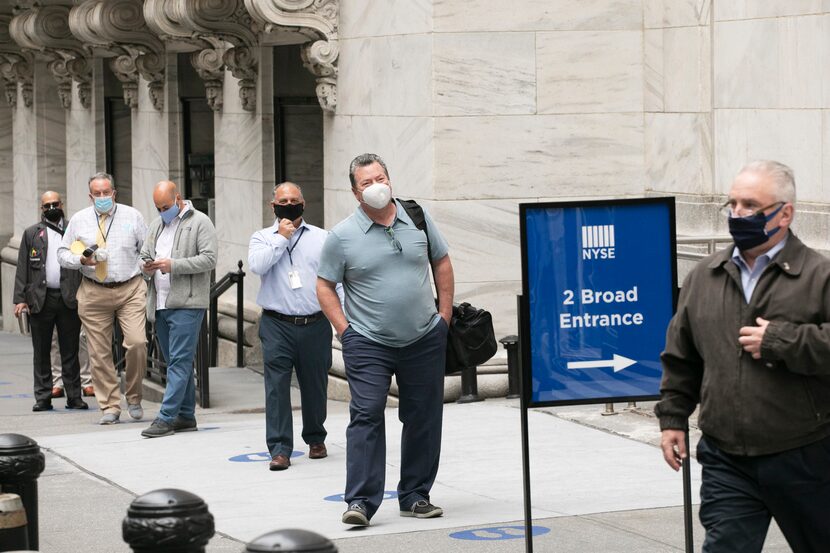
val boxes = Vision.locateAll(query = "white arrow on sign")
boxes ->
[566,354,636,373]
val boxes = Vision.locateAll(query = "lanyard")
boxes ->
[286,226,306,266]
[96,206,117,244]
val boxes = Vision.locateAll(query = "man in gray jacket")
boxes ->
[139,180,217,438]
[656,160,830,552]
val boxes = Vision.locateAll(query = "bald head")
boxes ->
[41,191,61,205]
[153,180,183,216]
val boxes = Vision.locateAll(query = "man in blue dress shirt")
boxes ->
[249,182,334,471]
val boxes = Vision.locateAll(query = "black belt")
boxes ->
[264,310,324,326]
[83,275,136,289]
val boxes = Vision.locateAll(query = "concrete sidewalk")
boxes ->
[0,331,789,552]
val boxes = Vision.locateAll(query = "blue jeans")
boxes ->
[259,314,332,458]
[155,308,205,423]
[341,319,448,519]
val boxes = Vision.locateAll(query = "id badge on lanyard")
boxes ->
[287,226,306,289]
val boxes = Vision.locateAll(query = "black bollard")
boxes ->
[123,489,214,552]
[0,493,29,551]
[456,364,483,404]
[0,434,45,550]
[499,335,520,399]
[245,528,337,552]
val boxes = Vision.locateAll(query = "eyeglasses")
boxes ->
[719,200,784,219]
[384,227,402,253]
[41,202,60,209]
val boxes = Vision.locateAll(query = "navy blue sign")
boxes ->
[228,451,303,462]
[324,491,398,502]
[520,198,677,407]
[450,525,550,541]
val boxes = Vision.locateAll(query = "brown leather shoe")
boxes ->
[82,386,94,397]
[51,387,64,398]
[269,454,290,471]
[309,443,327,459]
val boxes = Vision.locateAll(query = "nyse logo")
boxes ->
[581,224,616,260]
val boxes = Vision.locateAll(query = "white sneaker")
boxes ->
[99,412,120,425]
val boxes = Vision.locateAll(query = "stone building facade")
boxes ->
[2,0,830,342]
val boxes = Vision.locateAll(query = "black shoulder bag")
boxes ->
[398,199,498,375]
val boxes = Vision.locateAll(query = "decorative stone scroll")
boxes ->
[0,15,34,108]
[245,0,339,112]
[7,4,92,109]
[145,0,259,112]
[68,0,165,110]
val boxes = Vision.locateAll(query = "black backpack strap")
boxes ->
[398,198,432,263]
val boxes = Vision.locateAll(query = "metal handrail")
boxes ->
[676,235,732,261]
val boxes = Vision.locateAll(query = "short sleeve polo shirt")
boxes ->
[318,200,449,347]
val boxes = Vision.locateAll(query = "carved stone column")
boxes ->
[244,0,339,112]
[68,0,165,110]
[0,15,33,109]
[8,4,91,110]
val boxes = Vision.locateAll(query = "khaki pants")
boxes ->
[76,276,147,414]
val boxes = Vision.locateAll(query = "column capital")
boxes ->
[0,15,34,108]
[68,0,165,110]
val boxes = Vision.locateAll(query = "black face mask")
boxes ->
[274,203,304,221]
[43,208,64,223]
[727,203,783,251]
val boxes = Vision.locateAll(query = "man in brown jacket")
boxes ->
[656,160,830,553]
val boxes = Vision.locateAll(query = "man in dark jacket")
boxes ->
[13,191,87,412]
[656,160,830,553]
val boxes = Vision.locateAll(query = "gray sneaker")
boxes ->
[171,416,198,432]
[342,503,369,526]
[99,412,120,425]
[127,403,144,420]
[141,418,174,438]
[400,500,443,519]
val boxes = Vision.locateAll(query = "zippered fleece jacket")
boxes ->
[140,202,217,323]
[656,232,830,456]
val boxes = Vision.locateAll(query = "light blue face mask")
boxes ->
[160,201,180,225]
[94,196,113,214]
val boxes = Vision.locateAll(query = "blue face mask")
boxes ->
[728,203,784,251]
[160,201,180,225]
[94,196,113,214]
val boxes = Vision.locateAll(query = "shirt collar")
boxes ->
[731,235,788,270]
[271,218,308,233]
[354,200,412,234]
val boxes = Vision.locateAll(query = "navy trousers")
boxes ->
[697,434,830,553]
[341,319,448,519]
[259,314,331,458]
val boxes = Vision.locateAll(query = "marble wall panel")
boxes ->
[537,30,642,114]
[13,90,40,236]
[714,16,824,109]
[424,199,521,284]
[644,26,711,113]
[33,61,66,197]
[0,106,12,241]
[714,109,822,201]
[433,114,644,200]
[645,112,713,196]
[323,115,434,206]
[216,177,262,302]
[433,0,642,32]
[715,0,827,21]
[336,34,432,116]
[65,79,102,216]
[339,0,432,38]
[433,32,535,116]
[323,187,358,229]
[644,0,711,28]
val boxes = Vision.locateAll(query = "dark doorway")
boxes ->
[103,63,133,206]
[182,97,215,215]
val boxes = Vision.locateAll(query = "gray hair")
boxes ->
[348,153,389,188]
[273,181,303,196]
[738,160,796,205]
[88,171,115,191]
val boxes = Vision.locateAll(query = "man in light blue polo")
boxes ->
[317,153,455,526]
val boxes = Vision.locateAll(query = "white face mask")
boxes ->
[361,182,391,209]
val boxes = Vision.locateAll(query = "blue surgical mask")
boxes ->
[94,196,113,214]
[728,203,784,251]
[160,201,180,225]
